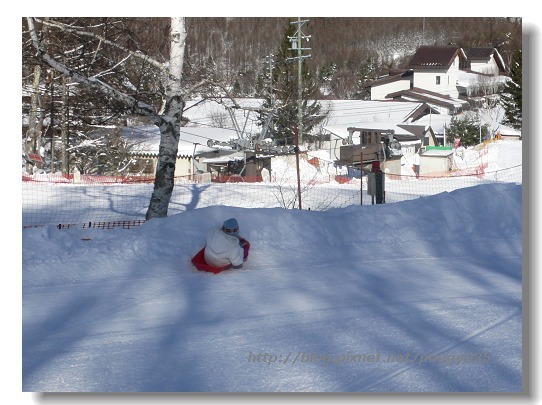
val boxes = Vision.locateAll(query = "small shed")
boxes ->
[419,147,454,176]
[124,126,240,177]
[495,126,522,141]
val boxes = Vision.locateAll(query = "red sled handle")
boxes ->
[239,238,250,259]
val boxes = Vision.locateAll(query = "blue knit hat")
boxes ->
[222,218,239,236]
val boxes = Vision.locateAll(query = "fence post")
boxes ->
[360,149,363,205]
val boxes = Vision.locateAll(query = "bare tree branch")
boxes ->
[27,17,160,123]
[34,18,165,70]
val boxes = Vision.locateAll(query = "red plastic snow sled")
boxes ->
[191,239,250,274]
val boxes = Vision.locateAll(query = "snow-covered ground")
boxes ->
[20,140,524,394]
[21,140,523,227]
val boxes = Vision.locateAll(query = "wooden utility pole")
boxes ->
[288,18,311,145]
[294,124,302,210]
[288,18,311,210]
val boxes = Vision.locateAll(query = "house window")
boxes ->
[436,76,441,85]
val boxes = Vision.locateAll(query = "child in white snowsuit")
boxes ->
[204,218,247,269]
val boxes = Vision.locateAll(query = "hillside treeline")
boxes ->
[185,17,522,98]
[23,17,521,101]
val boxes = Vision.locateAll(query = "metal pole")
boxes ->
[479,115,482,144]
[295,124,302,210]
[443,120,446,147]
[360,150,363,205]
[192,143,198,181]
[297,17,303,146]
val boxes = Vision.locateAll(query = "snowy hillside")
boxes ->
[21,141,523,393]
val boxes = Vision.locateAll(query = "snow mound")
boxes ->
[22,183,523,392]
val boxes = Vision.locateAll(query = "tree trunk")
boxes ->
[60,71,69,175]
[145,97,184,219]
[26,17,188,218]
[145,17,187,220]
[26,65,41,173]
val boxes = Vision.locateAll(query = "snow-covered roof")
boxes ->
[183,98,424,136]
[201,156,244,164]
[412,106,522,138]
[407,46,467,69]
[363,70,413,88]
[319,100,423,128]
[386,88,469,111]
[456,70,509,89]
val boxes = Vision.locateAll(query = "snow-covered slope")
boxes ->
[22,182,522,392]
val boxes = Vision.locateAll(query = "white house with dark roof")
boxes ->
[365,46,470,109]
[465,47,506,75]
[365,45,511,114]
[406,46,468,99]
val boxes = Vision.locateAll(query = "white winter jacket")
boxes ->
[204,228,244,267]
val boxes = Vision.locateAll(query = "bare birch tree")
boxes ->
[26,17,193,219]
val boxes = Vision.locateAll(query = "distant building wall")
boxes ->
[174,157,192,177]
[412,56,461,98]
[470,55,500,75]
[371,80,411,100]
[420,153,453,176]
